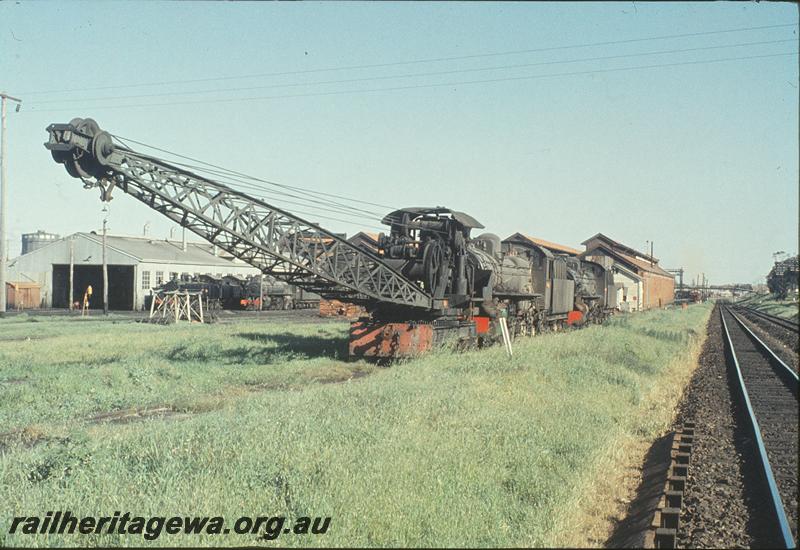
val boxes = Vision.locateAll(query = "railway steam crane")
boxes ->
[45,118,492,358]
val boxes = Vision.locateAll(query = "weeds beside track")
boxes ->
[1,304,711,547]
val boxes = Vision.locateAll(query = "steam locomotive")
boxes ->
[145,274,320,312]
[351,207,616,355]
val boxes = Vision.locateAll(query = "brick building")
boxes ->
[581,233,674,309]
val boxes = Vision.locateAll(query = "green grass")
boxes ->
[0,304,712,547]
[735,293,799,320]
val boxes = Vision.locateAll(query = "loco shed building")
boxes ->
[5,232,260,310]
[581,233,674,310]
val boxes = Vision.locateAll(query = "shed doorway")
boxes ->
[52,265,135,310]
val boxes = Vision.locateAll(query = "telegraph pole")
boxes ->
[0,92,22,315]
[69,237,74,310]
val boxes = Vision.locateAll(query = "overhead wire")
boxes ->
[110,135,397,231]
[29,51,799,113]
[29,38,797,104]
[156,163,451,237]
[159,160,388,220]
[112,134,396,213]
[110,136,453,235]
[31,26,796,236]
[18,22,798,96]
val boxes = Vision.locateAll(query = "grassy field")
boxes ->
[0,304,712,547]
[735,293,799,320]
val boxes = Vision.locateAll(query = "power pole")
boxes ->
[69,236,74,310]
[102,207,109,315]
[0,92,22,315]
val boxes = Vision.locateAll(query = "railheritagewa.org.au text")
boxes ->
[8,511,331,541]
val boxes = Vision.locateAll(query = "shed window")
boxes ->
[141,271,151,290]
[155,271,164,285]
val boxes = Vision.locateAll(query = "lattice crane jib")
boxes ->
[45,118,432,311]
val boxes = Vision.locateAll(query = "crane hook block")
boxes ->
[45,118,116,180]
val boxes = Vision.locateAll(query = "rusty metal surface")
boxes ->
[349,320,434,358]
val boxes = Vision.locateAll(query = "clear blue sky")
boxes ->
[1,1,797,284]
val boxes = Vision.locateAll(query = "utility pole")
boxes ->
[69,236,74,310]
[102,206,109,315]
[0,92,22,315]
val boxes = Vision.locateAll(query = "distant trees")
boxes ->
[767,255,799,299]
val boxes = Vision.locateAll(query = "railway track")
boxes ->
[734,305,799,334]
[720,305,798,548]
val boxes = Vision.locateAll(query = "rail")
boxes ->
[734,305,799,334]
[720,306,797,548]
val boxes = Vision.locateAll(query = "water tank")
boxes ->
[21,230,60,255]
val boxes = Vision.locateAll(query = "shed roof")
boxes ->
[585,242,673,278]
[503,233,581,256]
[582,233,659,263]
[348,232,380,244]
[77,232,252,267]
[79,233,237,265]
